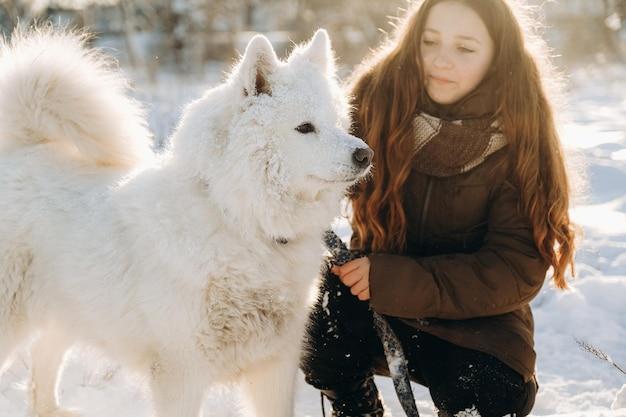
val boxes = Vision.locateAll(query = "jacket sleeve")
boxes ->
[367,180,550,320]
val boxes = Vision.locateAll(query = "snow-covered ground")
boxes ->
[1,63,625,417]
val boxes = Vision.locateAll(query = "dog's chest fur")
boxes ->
[194,235,321,370]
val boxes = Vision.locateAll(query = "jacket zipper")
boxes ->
[418,177,433,249]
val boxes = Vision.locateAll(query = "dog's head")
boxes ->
[171,30,372,241]
[227,30,372,197]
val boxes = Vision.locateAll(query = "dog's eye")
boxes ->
[295,122,316,134]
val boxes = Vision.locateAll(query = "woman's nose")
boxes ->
[432,51,453,69]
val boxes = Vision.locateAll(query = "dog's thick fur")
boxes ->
[0,27,370,417]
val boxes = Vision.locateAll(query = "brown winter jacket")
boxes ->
[357,147,549,383]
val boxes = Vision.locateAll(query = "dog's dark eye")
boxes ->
[295,122,316,134]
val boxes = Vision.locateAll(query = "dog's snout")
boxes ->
[352,147,373,169]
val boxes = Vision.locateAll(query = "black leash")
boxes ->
[322,229,420,417]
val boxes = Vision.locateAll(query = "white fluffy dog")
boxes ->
[0,27,372,417]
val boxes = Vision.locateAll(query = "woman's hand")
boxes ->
[331,257,371,301]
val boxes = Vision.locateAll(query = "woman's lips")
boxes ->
[429,75,454,84]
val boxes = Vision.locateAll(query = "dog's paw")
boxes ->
[37,407,82,417]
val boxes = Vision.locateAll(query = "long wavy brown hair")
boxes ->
[349,0,576,289]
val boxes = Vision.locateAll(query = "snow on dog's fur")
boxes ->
[0,27,372,417]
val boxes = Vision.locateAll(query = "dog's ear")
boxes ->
[288,29,334,76]
[238,34,279,97]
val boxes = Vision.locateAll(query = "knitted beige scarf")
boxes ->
[411,113,507,177]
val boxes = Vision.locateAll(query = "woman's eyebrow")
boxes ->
[423,28,482,45]
[456,35,482,45]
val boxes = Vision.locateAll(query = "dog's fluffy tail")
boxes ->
[0,27,153,167]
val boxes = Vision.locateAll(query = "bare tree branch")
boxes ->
[576,338,626,377]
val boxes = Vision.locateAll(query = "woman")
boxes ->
[300,1,576,416]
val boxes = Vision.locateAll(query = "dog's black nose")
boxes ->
[352,147,373,169]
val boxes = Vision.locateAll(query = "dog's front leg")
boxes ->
[239,349,299,417]
[30,328,79,417]
[149,357,206,417]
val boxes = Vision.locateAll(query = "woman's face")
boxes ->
[420,1,495,105]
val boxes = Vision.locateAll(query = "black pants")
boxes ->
[300,271,538,417]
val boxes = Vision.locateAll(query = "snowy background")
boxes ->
[1,1,626,416]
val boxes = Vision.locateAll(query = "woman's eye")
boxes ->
[458,46,475,53]
[422,39,436,46]
[295,122,316,134]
